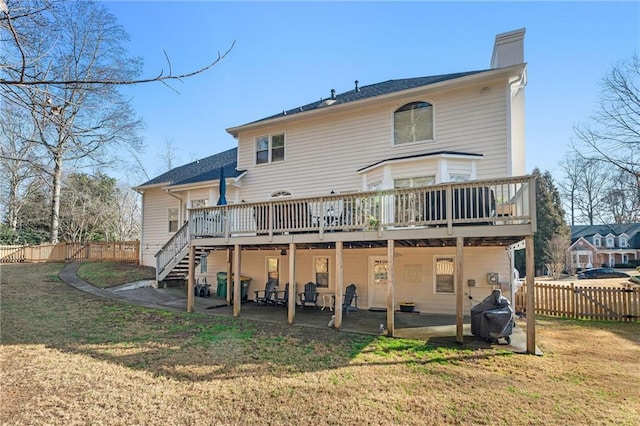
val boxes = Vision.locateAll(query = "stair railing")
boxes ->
[155,221,190,281]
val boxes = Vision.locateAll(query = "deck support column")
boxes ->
[226,249,232,306]
[456,237,464,344]
[187,244,195,313]
[387,239,395,336]
[525,234,536,354]
[288,243,296,325]
[233,244,241,317]
[334,241,344,330]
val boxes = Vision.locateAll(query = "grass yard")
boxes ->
[1,263,639,425]
[76,261,155,288]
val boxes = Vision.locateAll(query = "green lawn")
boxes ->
[1,263,639,425]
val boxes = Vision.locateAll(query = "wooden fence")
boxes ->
[515,282,639,322]
[0,241,139,264]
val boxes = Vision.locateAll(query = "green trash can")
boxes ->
[216,272,251,301]
[216,272,227,298]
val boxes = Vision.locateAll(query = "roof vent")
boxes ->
[354,80,360,92]
[330,89,336,100]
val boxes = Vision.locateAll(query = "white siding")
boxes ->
[199,246,510,315]
[140,188,182,267]
[235,77,514,203]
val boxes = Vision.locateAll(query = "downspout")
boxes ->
[506,69,527,177]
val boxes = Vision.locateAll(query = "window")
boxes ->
[314,257,329,288]
[394,176,435,223]
[434,256,455,294]
[619,236,628,248]
[622,254,629,263]
[593,236,601,247]
[256,133,285,164]
[168,208,178,233]
[394,176,435,189]
[448,174,470,182]
[606,236,615,248]
[266,257,279,285]
[394,101,433,145]
[191,199,207,208]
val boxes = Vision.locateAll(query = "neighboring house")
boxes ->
[569,224,640,269]
[134,28,536,345]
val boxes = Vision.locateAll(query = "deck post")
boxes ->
[187,245,195,313]
[456,237,464,344]
[525,234,536,354]
[288,242,296,325]
[386,239,395,336]
[226,249,232,306]
[334,241,344,330]
[233,244,241,317]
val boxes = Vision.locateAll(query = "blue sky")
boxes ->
[103,1,639,183]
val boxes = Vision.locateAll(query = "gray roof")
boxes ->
[247,70,489,125]
[571,223,640,248]
[137,148,241,188]
[358,151,483,173]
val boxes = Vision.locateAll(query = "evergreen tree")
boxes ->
[517,168,570,275]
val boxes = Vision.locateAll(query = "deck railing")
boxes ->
[189,175,536,239]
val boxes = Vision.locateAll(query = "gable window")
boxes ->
[256,133,285,164]
[593,236,601,247]
[434,256,455,294]
[314,257,329,288]
[619,236,628,248]
[168,208,179,233]
[394,101,433,145]
[606,236,615,248]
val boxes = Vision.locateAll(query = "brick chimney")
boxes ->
[490,28,526,69]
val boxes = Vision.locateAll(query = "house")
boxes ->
[569,224,640,270]
[134,28,537,352]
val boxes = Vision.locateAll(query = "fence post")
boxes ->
[570,282,576,319]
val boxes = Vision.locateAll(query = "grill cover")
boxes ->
[471,289,514,341]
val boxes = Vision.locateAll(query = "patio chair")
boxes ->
[254,279,276,306]
[299,282,319,308]
[273,282,289,307]
[342,284,359,314]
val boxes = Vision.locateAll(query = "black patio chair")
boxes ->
[299,282,319,308]
[342,284,359,314]
[273,282,289,307]
[254,280,276,306]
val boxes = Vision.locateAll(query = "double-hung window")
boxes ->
[168,208,179,233]
[394,101,433,145]
[434,256,455,294]
[256,133,285,164]
[314,257,329,288]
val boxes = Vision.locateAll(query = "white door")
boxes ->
[368,256,388,309]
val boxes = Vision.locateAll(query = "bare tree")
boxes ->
[573,54,640,205]
[0,101,43,229]
[1,0,232,242]
[559,153,610,225]
[0,1,233,89]
[545,233,570,279]
[157,137,183,173]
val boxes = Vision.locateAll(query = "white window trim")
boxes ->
[265,256,280,285]
[606,236,615,248]
[391,100,436,146]
[168,208,179,233]
[433,255,456,295]
[593,236,602,247]
[255,132,286,165]
[313,256,330,289]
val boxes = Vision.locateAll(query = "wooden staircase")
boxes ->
[155,221,206,282]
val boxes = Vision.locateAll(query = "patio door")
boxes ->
[368,256,388,309]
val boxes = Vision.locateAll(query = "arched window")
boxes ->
[270,191,292,199]
[394,101,433,145]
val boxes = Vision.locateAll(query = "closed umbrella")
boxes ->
[217,167,227,205]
